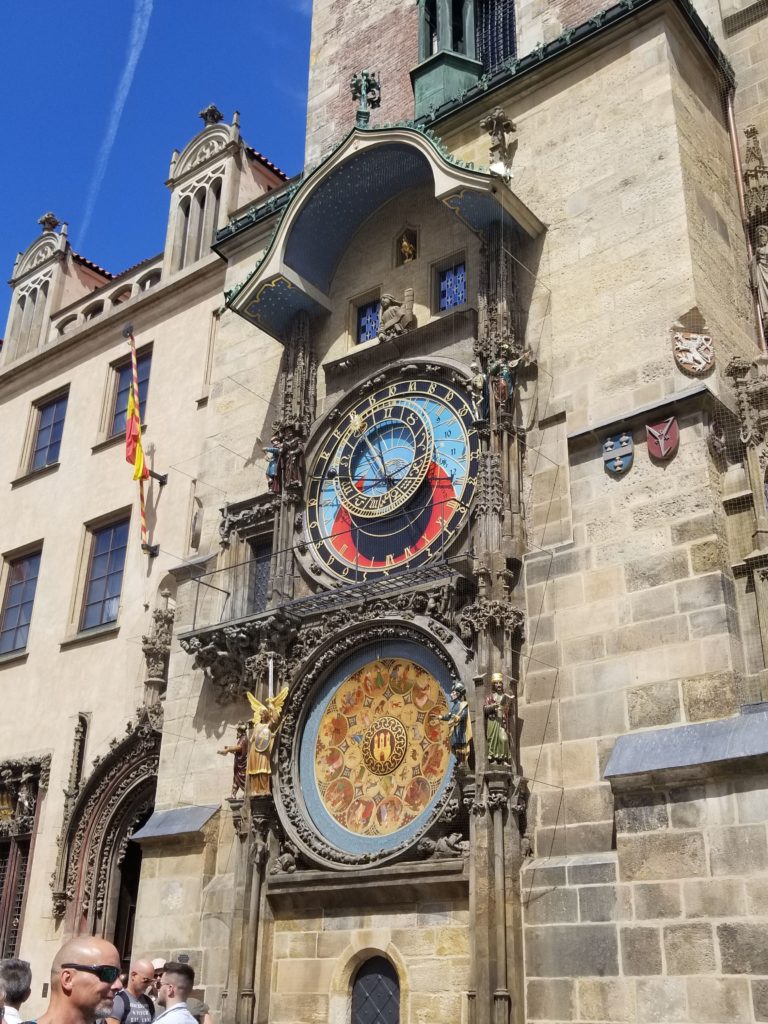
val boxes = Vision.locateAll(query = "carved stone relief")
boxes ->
[0,756,50,838]
[51,704,161,921]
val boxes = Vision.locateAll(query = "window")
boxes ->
[476,0,517,72]
[0,552,41,655]
[81,520,129,630]
[352,957,399,1024]
[110,351,151,437]
[30,392,68,471]
[0,760,46,957]
[357,300,380,344]
[438,260,467,311]
[247,538,272,615]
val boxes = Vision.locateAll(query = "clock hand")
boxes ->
[362,435,390,485]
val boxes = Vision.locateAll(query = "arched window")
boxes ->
[173,197,191,272]
[351,957,399,1024]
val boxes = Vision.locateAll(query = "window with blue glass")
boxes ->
[357,300,380,344]
[30,392,68,472]
[351,957,399,1024]
[438,260,467,311]
[81,520,129,630]
[0,551,41,654]
[110,351,152,436]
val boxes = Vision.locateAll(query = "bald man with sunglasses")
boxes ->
[36,937,123,1024]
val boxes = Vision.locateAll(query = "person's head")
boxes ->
[126,959,154,998]
[236,722,246,737]
[451,682,466,701]
[0,959,32,1009]
[156,963,194,1009]
[491,672,503,694]
[50,937,122,1021]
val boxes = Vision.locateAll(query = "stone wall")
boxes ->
[268,898,470,1023]
[305,0,419,166]
[523,773,768,1023]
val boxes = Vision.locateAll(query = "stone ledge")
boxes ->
[604,710,768,791]
[266,858,468,911]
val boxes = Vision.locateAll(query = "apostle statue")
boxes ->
[432,681,472,766]
[484,672,513,765]
[753,225,768,333]
[217,722,249,798]
[246,686,289,797]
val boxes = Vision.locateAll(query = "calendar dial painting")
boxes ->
[304,376,479,581]
[314,658,451,837]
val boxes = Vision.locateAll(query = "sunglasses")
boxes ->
[60,964,121,984]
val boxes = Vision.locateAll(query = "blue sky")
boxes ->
[0,1,312,277]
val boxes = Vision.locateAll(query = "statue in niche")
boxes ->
[264,438,281,494]
[217,722,249,798]
[431,681,472,766]
[246,687,288,796]
[378,289,415,342]
[469,362,490,420]
[280,434,306,492]
[753,225,768,333]
[484,672,513,765]
[399,231,417,264]
[489,345,521,407]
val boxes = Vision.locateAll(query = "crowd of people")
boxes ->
[0,940,212,1024]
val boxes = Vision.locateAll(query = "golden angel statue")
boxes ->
[246,687,288,796]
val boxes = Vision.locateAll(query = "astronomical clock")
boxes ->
[273,361,482,867]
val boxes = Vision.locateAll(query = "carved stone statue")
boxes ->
[469,362,490,420]
[753,225,768,333]
[246,687,288,796]
[280,434,306,492]
[378,289,415,342]
[264,438,281,494]
[432,682,472,766]
[480,106,517,180]
[484,673,513,765]
[217,723,249,798]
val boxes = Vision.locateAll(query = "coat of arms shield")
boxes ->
[603,432,633,474]
[672,329,714,375]
[646,417,679,460]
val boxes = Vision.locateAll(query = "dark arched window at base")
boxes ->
[352,956,400,1024]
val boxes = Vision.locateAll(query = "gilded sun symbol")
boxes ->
[350,413,366,433]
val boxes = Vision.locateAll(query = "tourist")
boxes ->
[36,937,122,1024]
[0,960,32,1024]
[106,959,154,1024]
[185,999,212,1024]
[153,964,196,1024]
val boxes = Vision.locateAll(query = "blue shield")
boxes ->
[602,432,633,474]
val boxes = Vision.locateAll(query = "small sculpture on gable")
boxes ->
[400,233,416,264]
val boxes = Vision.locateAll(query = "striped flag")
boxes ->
[125,333,149,481]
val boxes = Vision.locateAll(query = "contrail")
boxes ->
[80,0,153,242]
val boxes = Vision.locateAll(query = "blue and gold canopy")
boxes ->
[226,124,544,342]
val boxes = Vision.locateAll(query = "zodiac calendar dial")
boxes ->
[310,657,452,840]
[304,377,479,580]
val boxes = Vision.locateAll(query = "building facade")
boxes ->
[2,0,768,1022]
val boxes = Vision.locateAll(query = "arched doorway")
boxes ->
[111,806,152,970]
[351,957,400,1024]
[51,706,161,940]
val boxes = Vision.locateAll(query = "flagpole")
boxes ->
[122,323,159,556]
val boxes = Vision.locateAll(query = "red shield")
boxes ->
[646,417,679,460]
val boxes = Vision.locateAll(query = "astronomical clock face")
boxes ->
[304,376,479,580]
[296,641,456,857]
